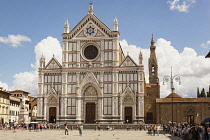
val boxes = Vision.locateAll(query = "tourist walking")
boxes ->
[148,125,152,136]
[152,125,157,136]
[157,125,160,136]
[64,122,68,135]
[78,124,83,136]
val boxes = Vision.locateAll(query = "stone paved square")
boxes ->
[0,129,182,140]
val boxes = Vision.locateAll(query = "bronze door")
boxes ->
[85,103,96,123]
[49,107,56,123]
[125,107,132,123]
[187,115,194,125]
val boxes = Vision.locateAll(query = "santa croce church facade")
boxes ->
[37,4,159,124]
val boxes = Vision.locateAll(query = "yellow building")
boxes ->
[0,87,10,123]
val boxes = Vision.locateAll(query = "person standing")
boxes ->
[64,122,68,135]
[157,125,160,136]
[78,124,83,136]
[152,125,157,136]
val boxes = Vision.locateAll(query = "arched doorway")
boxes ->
[49,107,56,123]
[186,107,196,125]
[124,107,132,123]
[83,86,98,124]
[123,95,134,123]
[85,103,96,123]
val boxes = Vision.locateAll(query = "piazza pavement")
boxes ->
[0,129,182,140]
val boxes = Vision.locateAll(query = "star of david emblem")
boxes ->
[86,26,95,35]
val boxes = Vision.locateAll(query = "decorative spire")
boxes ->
[64,19,69,33]
[88,2,94,14]
[139,49,143,65]
[150,34,156,49]
[151,34,154,45]
[40,53,45,68]
[114,17,118,31]
[40,53,45,61]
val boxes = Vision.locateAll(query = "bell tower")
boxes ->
[148,34,159,84]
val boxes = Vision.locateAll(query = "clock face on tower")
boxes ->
[84,45,98,60]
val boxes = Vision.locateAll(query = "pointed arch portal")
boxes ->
[49,107,56,123]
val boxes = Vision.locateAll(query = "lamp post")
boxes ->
[163,67,181,126]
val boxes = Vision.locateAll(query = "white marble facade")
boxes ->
[37,4,144,124]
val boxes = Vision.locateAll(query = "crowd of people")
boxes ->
[163,124,210,140]
[0,121,63,132]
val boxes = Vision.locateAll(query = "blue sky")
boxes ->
[0,0,210,97]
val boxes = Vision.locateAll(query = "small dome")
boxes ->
[166,93,182,98]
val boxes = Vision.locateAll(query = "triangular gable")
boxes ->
[80,72,100,88]
[45,57,62,69]
[119,55,138,67]
[121,86,135,104]
[75,21,107,38]
[67,14,112,39]
[47,88,57,95]
[122,85,135,95]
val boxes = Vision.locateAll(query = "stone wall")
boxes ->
[156,97,210,124]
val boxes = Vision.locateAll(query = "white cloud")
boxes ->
[0,81,9,91]
[167,0,196,12]
[120,38,210,98]
[0,34,31,47]
[10,36,62,96]
[32,36,62,69]
[200,41,210,49]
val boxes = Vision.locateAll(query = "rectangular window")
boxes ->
[68,53,77,62]
[47,76,51,83]
[104,52,112,61]
[105,41,108,50]
[104,72,112,82]
[108,41,113,50]
[44,76,47,83]
[134,73,138,81]
[68,73,76,83]
[119,73,123,81]
[67,85,76,94]
[67,98,76,115]
[80,72,86,82]
[103,98,112,115]
[72,43,77,51]
[104,84,112,94]
[55,76,58,83]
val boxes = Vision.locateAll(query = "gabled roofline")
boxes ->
[63,14,113,39]
[45,56,62,69]
[119,55,138,67]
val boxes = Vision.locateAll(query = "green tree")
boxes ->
[197,87,200,97]
[201,88,206,97]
